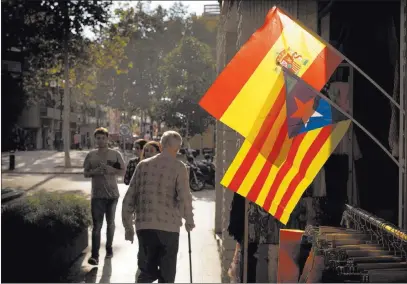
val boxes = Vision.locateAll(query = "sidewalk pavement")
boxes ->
[69,188,221,283]
[1,150,135,174]
[1,150,87,174]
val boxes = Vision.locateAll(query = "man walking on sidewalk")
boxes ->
[83,127,125,265]
[122,130,195,283]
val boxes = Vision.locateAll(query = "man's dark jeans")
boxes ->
[136,229,180,283]
[91,198,118,258]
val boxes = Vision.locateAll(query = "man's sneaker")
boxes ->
[106,248,113,258]
[88,256,99,265]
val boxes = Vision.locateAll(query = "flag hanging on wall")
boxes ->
[199,6,344,158]
[198,6,351,224]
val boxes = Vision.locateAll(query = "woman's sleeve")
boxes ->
[124,160,133,185]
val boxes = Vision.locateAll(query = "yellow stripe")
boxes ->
[279,120,351,224]
[269,128,323,215]
[236,154,266,197]
[219,22,326,139]
[256,136,293,206]
[221,140,252,187]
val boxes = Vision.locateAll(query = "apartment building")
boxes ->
[17,90,111,150]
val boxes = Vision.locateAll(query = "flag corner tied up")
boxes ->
[198,4,344,145]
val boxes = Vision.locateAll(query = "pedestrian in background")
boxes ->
[86,132,92,149]
[74,132,81,150]
[83,127,125,265]
[122,130,195,283]
[123,139,147,185]
[140,141,161,160]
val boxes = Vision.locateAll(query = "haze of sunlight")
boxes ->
[83,1,218,40]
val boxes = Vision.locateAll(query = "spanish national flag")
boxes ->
[199,7,344,154]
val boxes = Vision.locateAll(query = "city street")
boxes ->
[1,150,87,174]
[1,150,136,174]
[2,170,221,283]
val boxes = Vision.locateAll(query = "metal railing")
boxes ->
[300,205,407,282]
[342,204,407,256]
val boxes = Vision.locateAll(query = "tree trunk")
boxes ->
[96,106,100,127]
[62,1,71,167]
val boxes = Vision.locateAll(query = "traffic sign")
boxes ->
[119,124,131,136]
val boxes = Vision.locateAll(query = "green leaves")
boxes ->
[157,35,215,137]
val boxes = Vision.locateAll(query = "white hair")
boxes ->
[160,130,183,149]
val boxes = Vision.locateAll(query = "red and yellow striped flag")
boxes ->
[222,121,350,224]
[199,7,343,155]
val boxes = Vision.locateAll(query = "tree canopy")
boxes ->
[89,2,218,136]
[158,36,215,137]
[3,0,219,149]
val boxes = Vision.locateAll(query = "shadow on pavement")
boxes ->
[85,267,98,283]
[99,258,112,283]
[25,174,58,192]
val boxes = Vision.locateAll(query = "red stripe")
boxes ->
[227,147,259,191]
[199,7,282,119]
[302,46,343,91]
[227,88,286,191]
[262,133,306,212]
[246,123,288,201]
[274,126,332,220]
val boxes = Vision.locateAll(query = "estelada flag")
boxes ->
[221,71,350,224]
[199,6,343,157]
[283,68,349,138]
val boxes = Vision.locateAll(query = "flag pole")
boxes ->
[277,6,404,114]
[399,0,407,229]
[282,67,402,169]
[242,198,249,283]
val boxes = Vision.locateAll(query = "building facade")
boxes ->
[18,93,111,150]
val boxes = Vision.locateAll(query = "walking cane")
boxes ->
[188,231,193,283]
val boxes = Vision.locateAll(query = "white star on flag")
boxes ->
[304,110,323,127]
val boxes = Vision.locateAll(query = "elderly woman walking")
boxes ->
[124,139,147,185]
[122,131,195,283]
[140,141,161,160]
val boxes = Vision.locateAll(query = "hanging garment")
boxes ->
[328,82,362,159]
[267,244,279,283]
[387,16,400,157]
[311,167,327,197]
[323,154,349,226]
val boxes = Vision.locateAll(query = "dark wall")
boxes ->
[329,1,401,223]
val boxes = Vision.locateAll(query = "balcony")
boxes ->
[39,107,79,123]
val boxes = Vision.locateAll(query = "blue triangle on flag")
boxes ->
[282,69,347,138]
